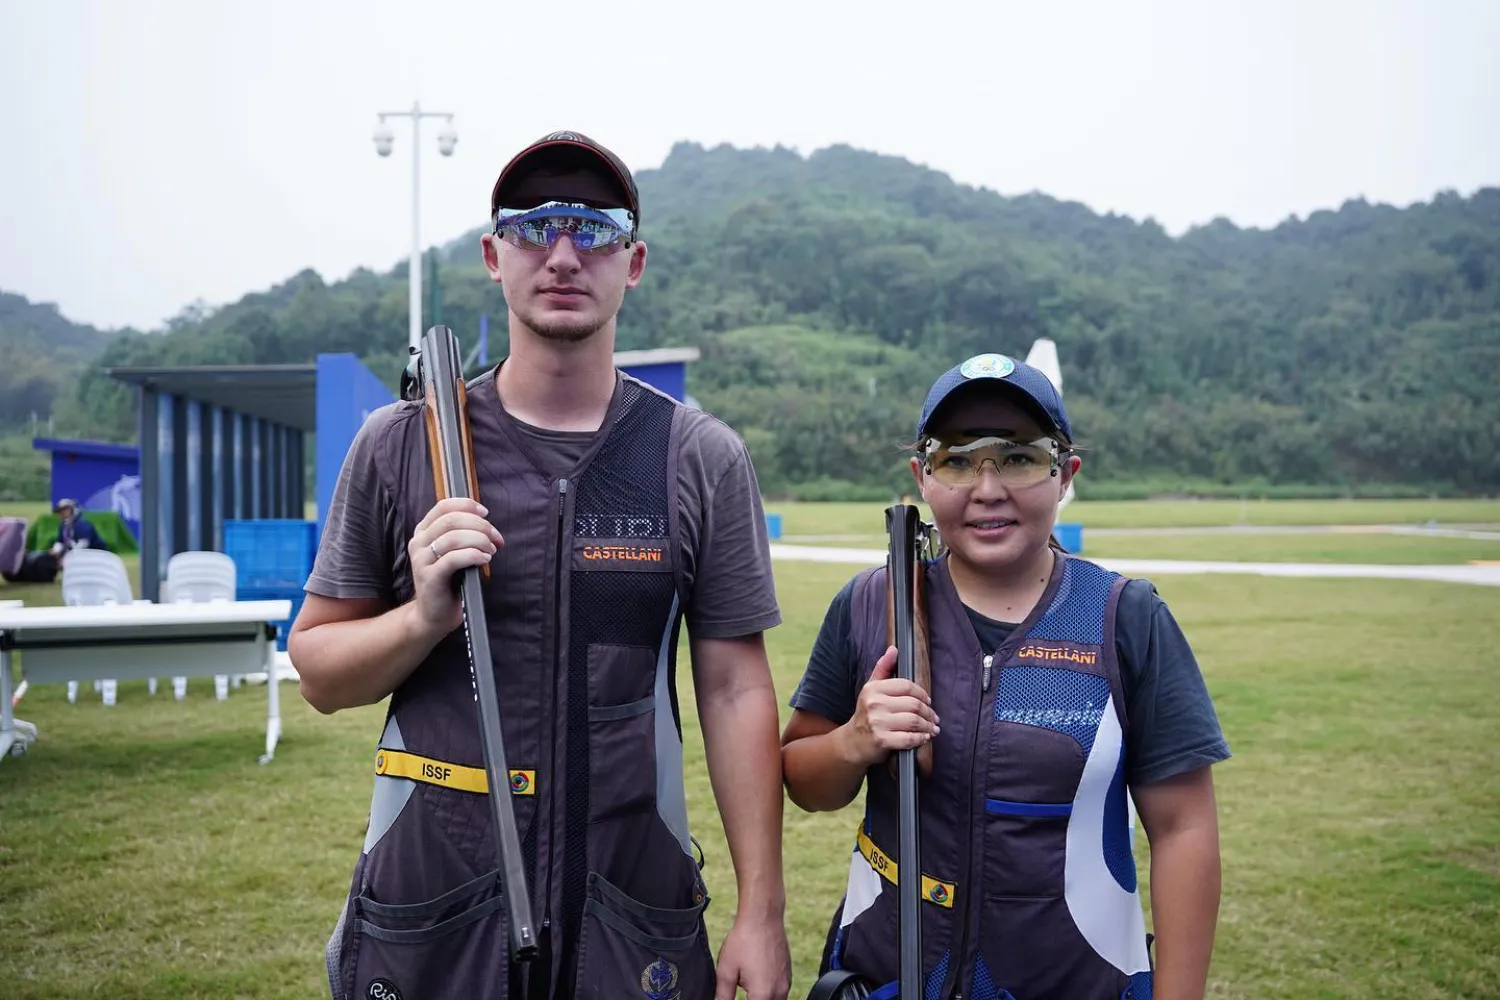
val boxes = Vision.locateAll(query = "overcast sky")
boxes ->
[2,0,1496,332]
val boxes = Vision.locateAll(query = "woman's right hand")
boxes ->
[405,497,504,637]
[841,645,940,767]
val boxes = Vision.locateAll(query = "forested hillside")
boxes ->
[0,293,134,499]
[6,142,1497,499]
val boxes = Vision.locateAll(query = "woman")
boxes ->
[782,353,1230,999]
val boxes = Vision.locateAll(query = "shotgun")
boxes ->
[805,504,933,1000]
[885,508,934,781]
[886,502,925,1000]
[402,325,538,965]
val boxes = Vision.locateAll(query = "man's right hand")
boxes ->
[839,645,940,767]
[405,497,503,637]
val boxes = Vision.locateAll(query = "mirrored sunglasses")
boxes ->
[921,435,1063,487]
[491,201,635,254]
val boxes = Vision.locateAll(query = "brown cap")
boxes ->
[490,131,640,238]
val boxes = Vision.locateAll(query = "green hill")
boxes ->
[8,141,1499,499]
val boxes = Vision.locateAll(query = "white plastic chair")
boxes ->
[163,551,240,701]
[59,549,134,706]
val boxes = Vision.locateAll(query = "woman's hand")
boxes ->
[840,645,940,767]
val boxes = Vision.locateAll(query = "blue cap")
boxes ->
[916,353,1073,444]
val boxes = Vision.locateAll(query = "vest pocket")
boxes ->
[342,870,511,1000]
[573,871,714,1000]
[982,807,1068,898]
[587,694,657,822]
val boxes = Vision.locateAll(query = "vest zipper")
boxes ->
[547,477,568,965]
[948,651,991,999]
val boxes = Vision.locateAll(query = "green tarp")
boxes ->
[23,512,141,555]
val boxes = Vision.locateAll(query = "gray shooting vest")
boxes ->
[326,375,713,1000]
[830,553,1153,1000]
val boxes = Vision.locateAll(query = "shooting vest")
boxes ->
[830,553,1153,1000]
[326,375,714,1000]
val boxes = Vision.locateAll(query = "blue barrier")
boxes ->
[1053,522,1084,553]
[223,519,318,592]
[765,513,783,540]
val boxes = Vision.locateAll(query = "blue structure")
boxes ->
[613,347,699,405]
[108,347,700,601]
[108,364,318,602]
[31,437,143,539]
[315,354,400,537]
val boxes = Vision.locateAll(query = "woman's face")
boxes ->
[911,390,1079,580]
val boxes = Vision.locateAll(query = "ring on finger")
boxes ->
[429,540,441,561]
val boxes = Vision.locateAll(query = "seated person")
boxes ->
[50,499,108,557]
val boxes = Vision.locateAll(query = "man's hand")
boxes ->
[715,912,791,1000]
[405,496,502,636]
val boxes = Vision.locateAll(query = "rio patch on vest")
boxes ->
[574,539,670,572]
[366,978,401,1000]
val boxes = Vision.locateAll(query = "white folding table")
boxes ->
[0,600,293,764]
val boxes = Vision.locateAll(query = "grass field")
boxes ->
[3,545,1498,998]
[3,501,1498,996]
[766,498,1500,535]
[773,530,1500,566]
[762,499,1500,565]
[1084,532,1500,565]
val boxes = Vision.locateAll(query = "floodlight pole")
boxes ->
[373,102,457,353]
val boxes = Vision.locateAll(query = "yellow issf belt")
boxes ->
[856,826,956,908]
[375,748,536,797]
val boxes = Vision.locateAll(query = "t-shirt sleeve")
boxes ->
[682,425,782,638]
[1117,579,1232,786]
[303,408,400,602]
[787,578,860,725]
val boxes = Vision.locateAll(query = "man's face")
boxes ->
[480,165,647,343]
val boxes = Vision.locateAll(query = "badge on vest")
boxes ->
[366,978,402,1000]
[640,958,681,1000]
[1015,641,1100,666]
[574,538,671,573]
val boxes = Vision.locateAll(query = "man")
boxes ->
[49,499,106,557]
[290,131,792,1000]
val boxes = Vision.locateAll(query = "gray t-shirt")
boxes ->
[306,369,782,641]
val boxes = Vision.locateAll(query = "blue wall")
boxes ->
[32,437,142,539]
[619,361,686,402]
[315,353,397,534]
[311,354,690,535]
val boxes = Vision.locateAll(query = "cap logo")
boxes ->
[543,130,583,142]
[958,354,1015,380]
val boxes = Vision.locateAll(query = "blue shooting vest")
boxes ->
[833,553,1153,1000]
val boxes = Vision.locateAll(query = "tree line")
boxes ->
[2,142,1496,501]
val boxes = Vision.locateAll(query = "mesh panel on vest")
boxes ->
[924,949,951,1000]
[560,386,678,975]
[971,955,1018,1000]
[1030,558,1118,645]
[1102,748,1138,893]
[1125,970,1153,999]
[993,666,1109,755]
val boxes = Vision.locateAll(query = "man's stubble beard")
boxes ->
[514,300,609,344]
[529,316,605,343]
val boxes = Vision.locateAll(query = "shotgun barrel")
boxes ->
[885,502,924,999]
[406,326,538,964]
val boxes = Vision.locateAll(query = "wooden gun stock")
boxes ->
[405,326,536,965]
